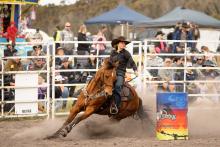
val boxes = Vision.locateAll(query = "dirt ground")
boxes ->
[1,84,220,147]
[1,101,220,147]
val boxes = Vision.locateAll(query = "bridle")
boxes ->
[82,68,115,105]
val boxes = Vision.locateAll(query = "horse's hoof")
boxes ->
[66,125,72,133]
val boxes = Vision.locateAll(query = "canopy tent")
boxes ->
[85,4,151,38]
[136,7,220,28]
[85,4,151,24]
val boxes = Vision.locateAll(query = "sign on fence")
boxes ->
[156,92,188,140]
[15,73,38,114]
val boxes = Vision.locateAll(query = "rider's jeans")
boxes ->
[114,75,124,108]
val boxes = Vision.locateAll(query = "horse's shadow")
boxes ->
[67,114,154,140]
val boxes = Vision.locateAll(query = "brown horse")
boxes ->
[46,58,146,139]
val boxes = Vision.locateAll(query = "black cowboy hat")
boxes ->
[111,36,130,48]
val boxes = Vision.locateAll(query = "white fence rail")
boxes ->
[0,39,220,119]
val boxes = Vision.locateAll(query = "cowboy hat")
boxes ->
[111,36,130,48]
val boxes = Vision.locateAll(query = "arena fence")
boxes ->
[0,39,220,119]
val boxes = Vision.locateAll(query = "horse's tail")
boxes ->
[137,98,148,120]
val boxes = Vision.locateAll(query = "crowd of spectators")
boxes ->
[146,22,220,102]
[1,20,220,113]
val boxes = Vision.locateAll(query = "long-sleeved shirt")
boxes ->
[110,49,137,76]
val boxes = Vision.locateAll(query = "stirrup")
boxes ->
[110,104,118,115]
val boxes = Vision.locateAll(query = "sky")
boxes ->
[39,0,78,6]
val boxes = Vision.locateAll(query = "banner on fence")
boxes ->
[156,92,188,140]
[15,73,38,114]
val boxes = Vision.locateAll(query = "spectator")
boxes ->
[77,24,90,55]
[32,28,43,43]
[158,57,175,92]
[4,54,23,71]
[55,75,69,110]
[172,23,193,53]
[188,23,200,50]
[200,60,220,102]
[201,46,217,64]
[146,46,163,78]
[193,55,205,79]
[92,25,107,55]
[53,25,62,49]
[172,57,184,91]
[4,44,17,57]
[27,45,46,69]
[202,60,219,79]
[154,31,169,54]
[4,53,23,112]
[31,45,45,56]
[61,22,74,55]
[59,58,76,96]
[85,49,98,77]
[6,21,18,44]
[215,45,220,67]
[30,58,46,71]
[38,74,47,112]
[55,46,65,68]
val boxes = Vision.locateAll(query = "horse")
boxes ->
[46,58,147,139]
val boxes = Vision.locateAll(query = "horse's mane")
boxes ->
[102,57,116,70]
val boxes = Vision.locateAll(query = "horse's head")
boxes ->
[100,57,117,96]
[85,58,117,98]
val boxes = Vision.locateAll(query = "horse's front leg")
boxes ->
[45,104,81,139]
[64,106,95,134]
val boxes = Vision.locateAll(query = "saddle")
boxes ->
[120,82,133,101]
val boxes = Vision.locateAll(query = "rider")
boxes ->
[109,36,138,114]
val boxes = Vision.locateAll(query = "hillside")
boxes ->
[30,0,220,37]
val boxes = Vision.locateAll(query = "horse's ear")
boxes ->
[113,61,119,68]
